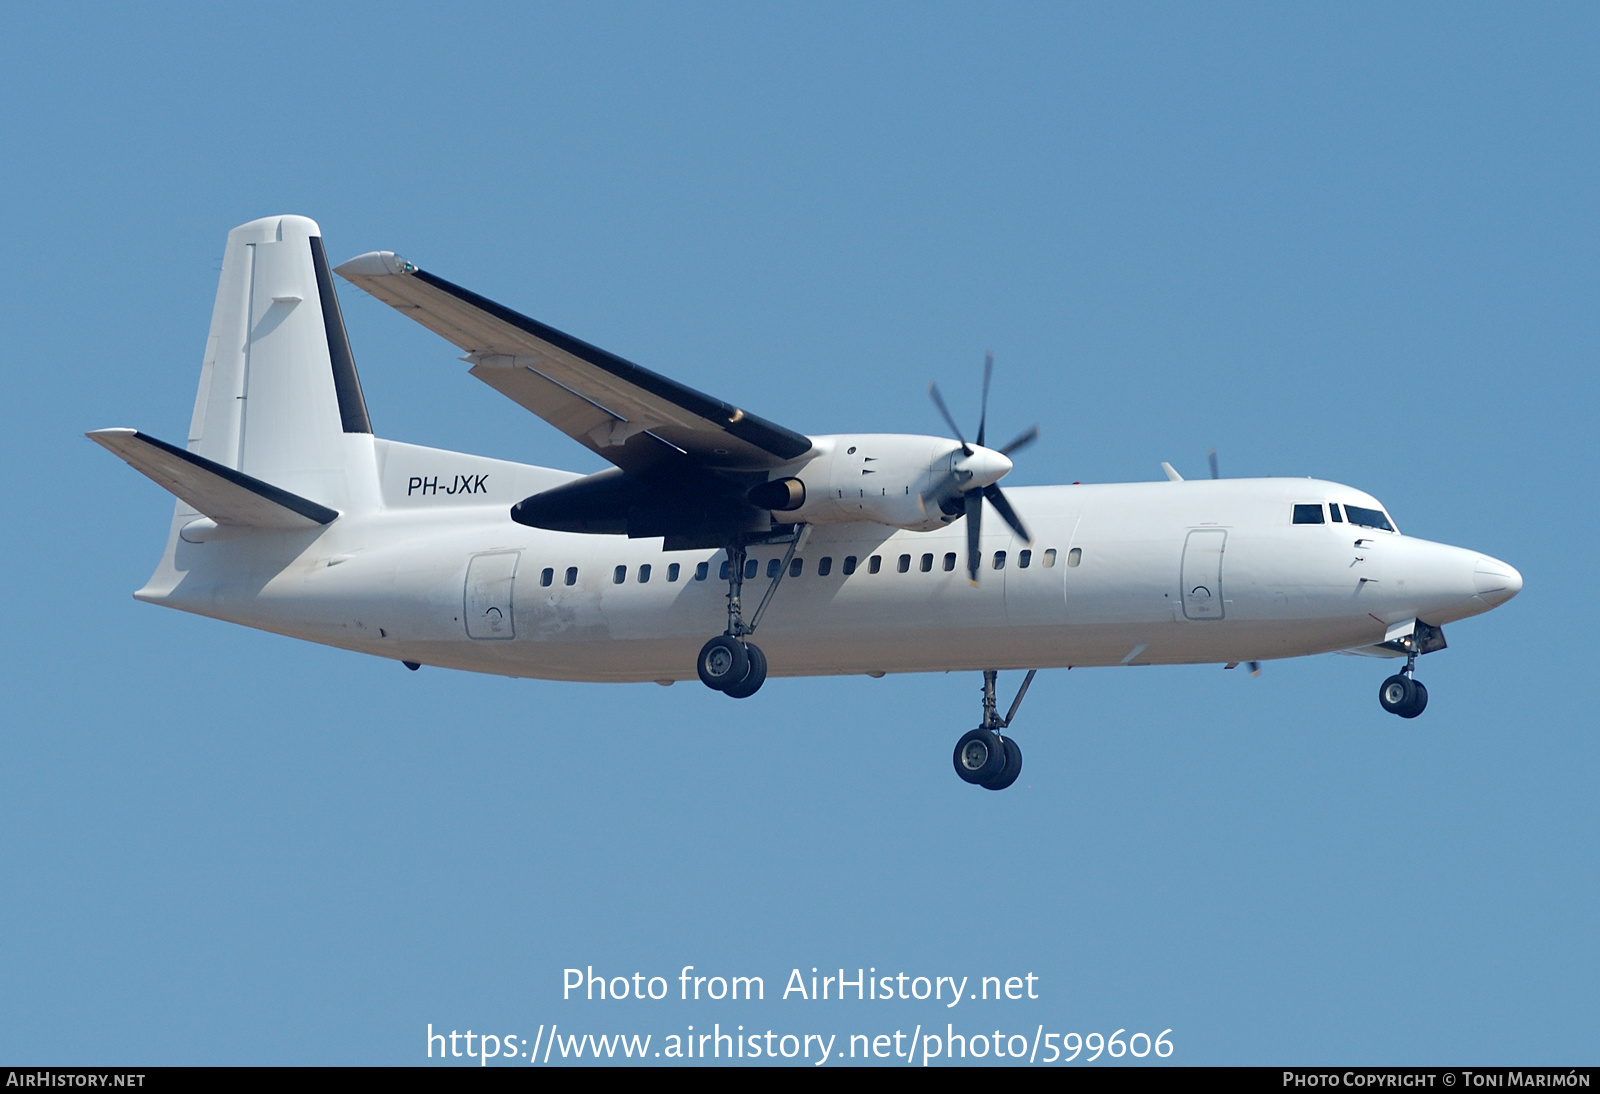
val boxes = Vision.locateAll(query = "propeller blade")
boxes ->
[918,468,960,512]
[998,424,1039,457]
[983,483,1032,543]
[1208,449,1220,479]
[928,382,971,455]
[965,490,983,584]
[976,351,993,448]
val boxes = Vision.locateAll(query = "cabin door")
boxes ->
[464,551,520,639]
[1180,530,1227,621]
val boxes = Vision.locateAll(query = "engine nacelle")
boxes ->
[754,434,972,532]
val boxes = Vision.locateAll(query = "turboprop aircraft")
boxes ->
[91,215,1523,791]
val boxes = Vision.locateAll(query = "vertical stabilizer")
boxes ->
[185,215,376,512]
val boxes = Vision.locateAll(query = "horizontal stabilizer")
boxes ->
[87,428,339,528]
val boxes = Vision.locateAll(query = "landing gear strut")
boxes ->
[696,529,806,699]
[953,669,1036,791]
[1378,636,1429,719]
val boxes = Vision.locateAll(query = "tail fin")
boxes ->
[185,215,376,511]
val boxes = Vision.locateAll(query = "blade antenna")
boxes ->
[1208,449,1220,479]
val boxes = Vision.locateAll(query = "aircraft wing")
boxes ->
[335,252,812,475]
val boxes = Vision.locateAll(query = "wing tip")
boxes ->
[86,427,139,451]
[334,250,415,279]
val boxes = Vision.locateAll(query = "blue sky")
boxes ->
[1,2,1594,1065]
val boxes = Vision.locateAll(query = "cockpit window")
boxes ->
[1329,503,1343,522]
[1292,503,1325,524]
[1343,504,1394,532]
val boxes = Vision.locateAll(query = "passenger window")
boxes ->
[842,556,858,575]
[564,566,578,586]
[1293,504,1325,525]
[897,554,911,573]
[1329,503,1343,523]
[638,564,651,584]
[818,556,833,576]
[613,565,626,584]
[943,552,957,572]
[667,563,680,582]
[1045,548,1060,568]
[768,558,782,579]
[720,561,730,580]
[920,553,933,572]
[695,562,709,581]
[790,558,803,578]
[744,558,758,580]
[1066,547,1080,567]
[993,551,1006,570]
[1018,549,1032,569]
[869,555,882,574]
[1344,505,1394,532]
[540,567,554,587]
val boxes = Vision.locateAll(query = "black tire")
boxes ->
[723,642,768,699]
[1400,680,1428,719]
[697,636,749,692]
[953,728,1006,784]
[1378,674,1416,716]
[982,736,1023,791]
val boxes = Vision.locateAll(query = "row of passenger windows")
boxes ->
[536,547,1086,587]
[1292,503,1394,531]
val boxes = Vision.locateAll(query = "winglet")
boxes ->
[1161,462,1184,482]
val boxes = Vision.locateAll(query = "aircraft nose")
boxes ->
[1473,555,1523,608]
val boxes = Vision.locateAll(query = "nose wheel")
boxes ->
[1378,635,1429,718]
[1379,673,1428,718]
[953,669,1035,791]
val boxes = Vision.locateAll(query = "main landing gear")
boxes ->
[697,531,804,700]
[1378,636,1429,719]
[953,669,1037,791]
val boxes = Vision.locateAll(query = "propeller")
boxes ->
[925,352,1039,584]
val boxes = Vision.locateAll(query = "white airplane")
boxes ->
[91,215,1523,791]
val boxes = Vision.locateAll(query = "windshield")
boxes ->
[1343,504,1394,532]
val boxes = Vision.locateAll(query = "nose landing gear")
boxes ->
[1378,630,1430,719]
[953,669,1036,791]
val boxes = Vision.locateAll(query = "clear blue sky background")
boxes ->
[1,2,1594,1066]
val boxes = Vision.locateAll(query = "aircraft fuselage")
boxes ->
[134,436,1519,684]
